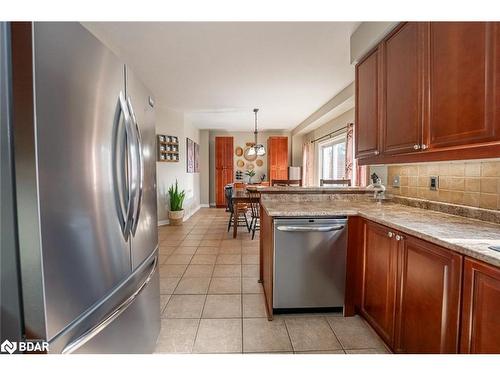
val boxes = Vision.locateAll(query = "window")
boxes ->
[319,136,346,181]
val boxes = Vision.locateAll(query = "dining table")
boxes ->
[231,187,260,239]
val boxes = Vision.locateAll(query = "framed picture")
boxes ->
[186,138,194,173]
[194,142,200,173]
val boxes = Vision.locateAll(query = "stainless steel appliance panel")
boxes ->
[125,67,158,269]
[273,217,347,309]
[1,22,24,345]
[47,252,160,354]
[32,22,132,339]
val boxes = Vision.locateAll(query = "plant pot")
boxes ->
[168,209,184,226]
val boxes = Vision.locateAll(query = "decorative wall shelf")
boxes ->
[157,134,179,162]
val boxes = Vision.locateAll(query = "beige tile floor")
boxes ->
[155,208,390,354]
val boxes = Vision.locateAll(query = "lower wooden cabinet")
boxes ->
[460,258,500,353]
[360,219,464,353]
[360,221,398,347]
[394,236,462,353]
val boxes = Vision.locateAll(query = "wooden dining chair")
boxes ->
[225,185,250,232]
[271,179,302,187]
[320,179,351,186]
[247,190,261,240]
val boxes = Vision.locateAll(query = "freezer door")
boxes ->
[47,253,160,354]
[125,67,159,269]
[29,23,132,340]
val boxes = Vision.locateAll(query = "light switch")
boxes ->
[430,176,439,190]
[392,175,400,188]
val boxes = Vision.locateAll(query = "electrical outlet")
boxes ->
[392,175,400,188]
[430,176,439,190]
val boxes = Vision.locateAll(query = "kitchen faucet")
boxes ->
[369,173,386,203]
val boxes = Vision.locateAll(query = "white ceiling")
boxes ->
[83,22,358,131]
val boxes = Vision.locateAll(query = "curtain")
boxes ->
[345,123,368,187]
[302,141,314,187]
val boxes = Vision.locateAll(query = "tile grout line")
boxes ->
[325,316,346,353]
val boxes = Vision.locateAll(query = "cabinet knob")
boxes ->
[387,231,394,238]
[395,234,403,241]
[413,144,421,150]
[421,144,428,150]
[373,150,380,156]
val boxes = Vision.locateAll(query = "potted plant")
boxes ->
[245,170,256,184]
[168,180,186,225]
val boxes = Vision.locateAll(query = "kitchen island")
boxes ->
[259,191,500,354]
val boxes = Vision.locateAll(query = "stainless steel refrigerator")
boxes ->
[1,22,160,353]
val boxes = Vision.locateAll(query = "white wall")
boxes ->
[350,22,398,63]
[199,130,210,206]
[156,107,203,224]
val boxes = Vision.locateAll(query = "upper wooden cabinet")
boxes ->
[267,136,288,182]
[382,22,423,155]
[355,47,381,159]
[461,258,500,353]
[356,22,500,165]
[394,235,462,353]
[427,22,500,149]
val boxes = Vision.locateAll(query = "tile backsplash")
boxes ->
[385,160,500,210]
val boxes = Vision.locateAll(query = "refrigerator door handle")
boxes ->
[114,91,134,240]
[127,96,144,235]
[120,92,138,238]
[61,255,158,354]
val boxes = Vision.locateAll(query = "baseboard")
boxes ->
[157,219,169,226]
[200,204,210,208]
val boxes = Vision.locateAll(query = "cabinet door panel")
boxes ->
[215,137,233,207]
[395,236,462,353]
[356,48,380,159]
[383,22,422,154]
[461,258,500,353]
[428,22,500,148]
[361,221,398,346]
[267,136,288,182]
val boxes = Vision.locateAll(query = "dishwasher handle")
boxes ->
[276,225,345,233]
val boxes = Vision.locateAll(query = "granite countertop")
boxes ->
[261,199,500,267]
[247,186,375,194]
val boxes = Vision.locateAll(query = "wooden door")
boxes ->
[461,258,500,353]
[383,22,423,154]
[426,22,500,149]
[215,136,234,207]
[361,221,398,347]
[395,236,462,353]
[355,47,381,159]
[267,136,288,181]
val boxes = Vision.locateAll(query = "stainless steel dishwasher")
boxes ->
[273,217,347,312]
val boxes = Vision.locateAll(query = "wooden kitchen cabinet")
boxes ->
[382,22,423,155]
[356,21,500,165]
[360,221,398,347]
[267,136,288,182]
[215,136,234,207]
[427,22,500,149]
[394,235,462,353]
[355,46,381,160]
[460,258,500,353]
[360,219,463,353]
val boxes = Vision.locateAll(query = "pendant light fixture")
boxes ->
[248,108,266,156]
